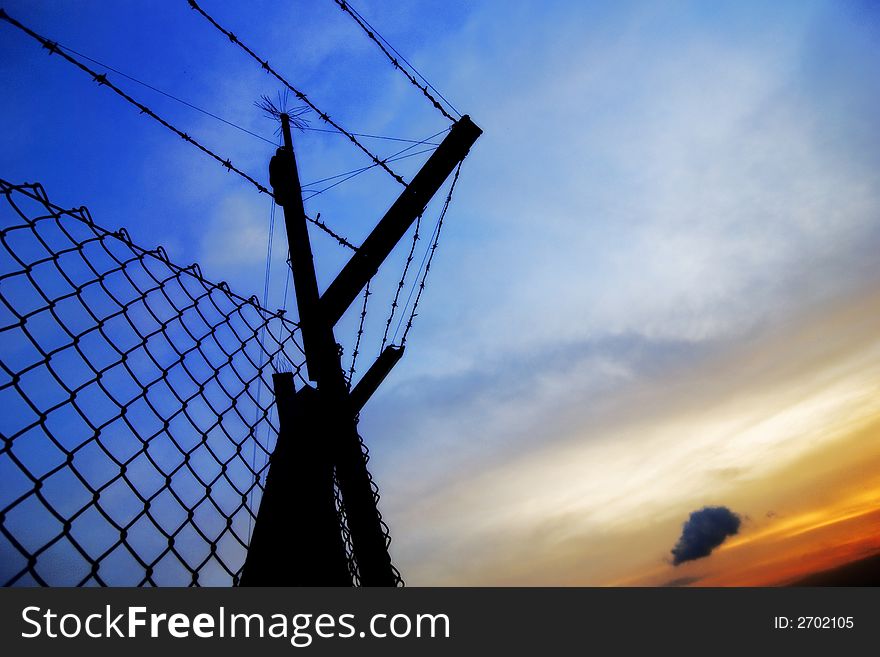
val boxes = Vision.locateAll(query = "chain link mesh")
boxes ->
[0,179,314,586]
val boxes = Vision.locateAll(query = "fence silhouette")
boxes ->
[0,178,318,586]
[1,0,477,589]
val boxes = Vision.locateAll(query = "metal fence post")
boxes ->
[239,374,352,586]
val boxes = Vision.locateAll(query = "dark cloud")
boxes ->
[671,506,741,565]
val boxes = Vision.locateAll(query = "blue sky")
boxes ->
[3,0,880,585]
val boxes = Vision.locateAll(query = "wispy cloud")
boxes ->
[376,286,880,584]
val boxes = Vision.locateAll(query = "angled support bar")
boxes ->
[320,115,482,327]
[350,345,405,413]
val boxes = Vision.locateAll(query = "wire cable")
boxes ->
[302,127,448,188]
[302,126,448,199]
[58,42,442,148]
[59,43,278,146]
[303,147,435,200]
[248,198,277,538]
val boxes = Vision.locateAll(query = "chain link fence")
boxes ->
[0,179,314,586]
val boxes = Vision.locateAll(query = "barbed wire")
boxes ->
[0,8,358,253]
[0,10,271,193]
[398,162,462,345]
[346,279,371,389]
[332,0,460,121]
[306,213,357,251]
[186,0,408,188]
[59,39,439,147]
[381,212,422,352]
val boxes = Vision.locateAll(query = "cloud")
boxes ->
[671,506,741,565]
[374,286,880,584]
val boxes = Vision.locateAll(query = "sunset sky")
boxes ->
[2,0,879,586]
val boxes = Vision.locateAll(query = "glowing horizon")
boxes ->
[385,286,880,586]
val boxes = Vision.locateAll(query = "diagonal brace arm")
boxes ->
[320,115,481,328]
